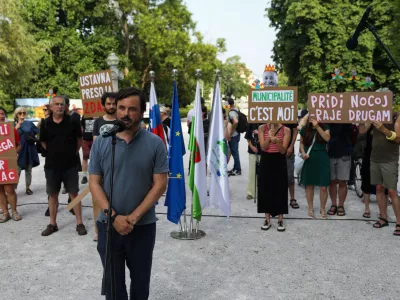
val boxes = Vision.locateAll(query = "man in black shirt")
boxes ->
[40,96,87,236]
[244,123,262,200]
[92,92,117,140]
[81,115,94,184]
[284,123,300,209]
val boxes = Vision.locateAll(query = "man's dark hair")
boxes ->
[101,92,117,107]
[228,98,234,106]
[115,87,146,113]
[0,106,7,116]
[201,97,205,105]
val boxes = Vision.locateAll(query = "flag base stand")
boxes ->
[170,230,206,240]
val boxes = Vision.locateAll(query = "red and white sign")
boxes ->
[0,122,19,184]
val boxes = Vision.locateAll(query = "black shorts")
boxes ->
[45,167,79,195]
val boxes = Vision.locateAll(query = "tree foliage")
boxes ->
[219,55,251,99]
[0,0,244,108]
[267,0,400,103]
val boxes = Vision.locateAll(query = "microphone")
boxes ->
[101,120,126,137]
[346,7,372,50]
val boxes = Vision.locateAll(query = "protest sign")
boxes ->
[79,70,113,117]
[308,92,393,123]
[248,87,298,123]
[0,122,19,184]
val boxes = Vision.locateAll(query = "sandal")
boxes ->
[337,206,346,216]
[393,224,400,236]
[12,211,22,221]
[0,213,11,223]
[26,188,33,195]
[362,212,371,218]
[320,210,328,220]
[308,209,315,219]
[290,199,300,209]
[373,217,389,228]
[246,195,253,200]
[327,205,337,216]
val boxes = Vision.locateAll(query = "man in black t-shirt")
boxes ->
[81,116,95,184]
[244,123,262,200]
[284,123,300,209]
[40,96,87,237]
[93,92,117,140]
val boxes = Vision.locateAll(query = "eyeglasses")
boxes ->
[18,112,27,115]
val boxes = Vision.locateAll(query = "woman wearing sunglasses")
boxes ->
[14,107,40,195]
[0,107,22,222]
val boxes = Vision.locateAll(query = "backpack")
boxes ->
[230,108,248,134]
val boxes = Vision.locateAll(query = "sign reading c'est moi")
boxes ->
[0,122,19,184]
[248,87,298,124]
[79,70,114,117]
[307,92,393,123]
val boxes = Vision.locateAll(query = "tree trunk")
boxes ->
[141,60,152,89]
[123,18,130,76]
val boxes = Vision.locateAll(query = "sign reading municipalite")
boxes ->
[0,122,19,184]
[248,87,298,123]
[79,70,114,117]
[307,92,393,123]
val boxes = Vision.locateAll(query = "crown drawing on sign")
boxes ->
[265,64,275,72]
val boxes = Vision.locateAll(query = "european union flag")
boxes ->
[164,81,186,224]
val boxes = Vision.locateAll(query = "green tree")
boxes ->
[219,55,251,99]
[0,0,43,111]
[267,0,400,104]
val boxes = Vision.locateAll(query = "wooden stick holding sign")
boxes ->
[66,187,90,211]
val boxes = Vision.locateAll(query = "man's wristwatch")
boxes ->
[111,213,119,223]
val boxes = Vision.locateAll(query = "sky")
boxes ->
[185,0,276,78]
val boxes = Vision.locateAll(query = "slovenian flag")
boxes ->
[149,82,166,144]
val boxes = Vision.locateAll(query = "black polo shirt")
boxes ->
[40,114,82,169]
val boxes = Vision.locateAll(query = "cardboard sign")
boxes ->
[0,122,19,184]
[308,92,393,123]
[79,70,114,117]
[248,87,298,124]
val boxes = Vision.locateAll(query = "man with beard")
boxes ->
[40,96,87,236]
[92,92,117,140]
[89,87,168,299]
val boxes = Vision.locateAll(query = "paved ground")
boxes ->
[1,122,400,300]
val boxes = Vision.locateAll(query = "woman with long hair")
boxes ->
[0,107,22,222]
[14,107,40,195]
[300,119,331,219]
[258,123,290,231]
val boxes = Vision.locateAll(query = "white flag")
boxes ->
[189,81,209,220]
[207,81,231,216]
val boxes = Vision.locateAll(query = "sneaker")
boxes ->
[348,185,355,191]
[246,195,253,200]
[233,170,241,176]
[81,176,88,184]
[76,224,88,236]
[261,220,271,231]
[228,169,236,176]
[26,188,33,195]
[45,207,50,217]
[277,221,286,232]
[41,224,59,236]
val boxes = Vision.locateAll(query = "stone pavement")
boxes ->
[1,122,399,300]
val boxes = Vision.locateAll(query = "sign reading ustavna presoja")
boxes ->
[0,122,19,184]
[248,87,298,123]
[307,92,393,123]
[79,70,114,117]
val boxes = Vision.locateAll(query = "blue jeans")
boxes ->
[228,134,241,172]
[97,221,156,300]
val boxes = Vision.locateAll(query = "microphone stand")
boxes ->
[367,22,400,72]
[101,133,117,300]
